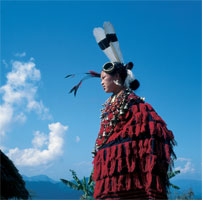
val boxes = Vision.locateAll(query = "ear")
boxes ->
[113,73,123,85]
[114,73,121,81]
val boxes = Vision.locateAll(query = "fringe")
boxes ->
[104,177,110,194]
[94,173,168,199]
[93,95,175,199]
[111,176,117,192]
[118,175,125,191]
[93,179,104,198]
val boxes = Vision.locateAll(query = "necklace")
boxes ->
[91,90,145,157]
[97,88,132,148]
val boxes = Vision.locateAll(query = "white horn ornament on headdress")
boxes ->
[93,21,135,88]
[103,22,124,63]
[93,22,124,63]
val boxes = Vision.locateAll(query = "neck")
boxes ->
[112,86,125,96]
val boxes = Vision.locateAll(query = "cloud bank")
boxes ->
[7,122,68,166]
[1,56,68,167]
[175,157,195,174]
[0,59,51,136]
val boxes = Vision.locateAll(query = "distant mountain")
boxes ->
[23,175,57,183]
[23,175,201,199]
[23,175,83,199]
[25,181,83,199]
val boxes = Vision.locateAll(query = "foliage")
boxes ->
[167,170,195,200]
[169,188,195,200]
[175,188,194,200]
[61,169,95,200]
[0,150,30,199]
[168,170,181,190]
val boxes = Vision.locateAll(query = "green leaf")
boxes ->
[168,170,180,179]
[82,176,87,195]
[169,183,180,190]
[87,170,94,185]
[60,179,80,190]
[90,181,95,192]
[69,169,83,190]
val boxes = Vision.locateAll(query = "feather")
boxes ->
[69,81,82,96]
[93,27,106,44]
[103,22,124,63]
[93,27,118,62]
[68,70,100,96]
[86,71,101,77]
[124,69,135,88]
[65,74,75,78]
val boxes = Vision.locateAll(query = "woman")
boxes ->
[66,22,176,199]
[92,62,176,199]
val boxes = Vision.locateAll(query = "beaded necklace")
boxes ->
[91,88,133,156]
[91,89,145,157]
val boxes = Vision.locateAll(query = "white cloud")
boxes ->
[1,57,68,168]
[76,136,80,143]
[0,145,7,152]
[175,157,195,174]
[32,131,48,148]
[0,104,13,136]
[14,52,26,57]
[7,122,68,166]
[0,59,51,136]
[14,112,27,123]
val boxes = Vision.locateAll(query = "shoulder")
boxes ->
[126,93,175,140]
[127,92,145,104]
[127,93,167,125]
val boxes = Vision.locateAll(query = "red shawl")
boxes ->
[92,91,176,199]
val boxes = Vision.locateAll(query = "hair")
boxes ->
[102,62,140,91]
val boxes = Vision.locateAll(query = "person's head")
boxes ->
[101,70,123,94]
[100,62,139,94]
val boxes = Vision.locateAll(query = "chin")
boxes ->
[103,87,113,93]
[103,88,108,93]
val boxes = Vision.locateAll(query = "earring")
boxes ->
[113,80,122,86]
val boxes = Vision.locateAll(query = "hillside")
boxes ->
[24,175,82,199]
[23,175,201,199]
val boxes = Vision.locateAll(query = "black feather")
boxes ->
[65,74,75,78]
[67,70,100,96]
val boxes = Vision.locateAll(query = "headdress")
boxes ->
[66,22,136,96]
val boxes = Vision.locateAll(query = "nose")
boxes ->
[101,81,105,89]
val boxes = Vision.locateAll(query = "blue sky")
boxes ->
[1,1,201,181]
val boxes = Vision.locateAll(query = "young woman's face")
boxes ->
[101,71,119,93]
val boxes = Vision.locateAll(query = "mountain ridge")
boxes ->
[23,174,201,199]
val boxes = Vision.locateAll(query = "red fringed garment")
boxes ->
[92,90,176,199]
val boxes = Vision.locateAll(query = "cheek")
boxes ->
[105,79,113,87]
[106,80,116,91]
[109,80,115,88]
